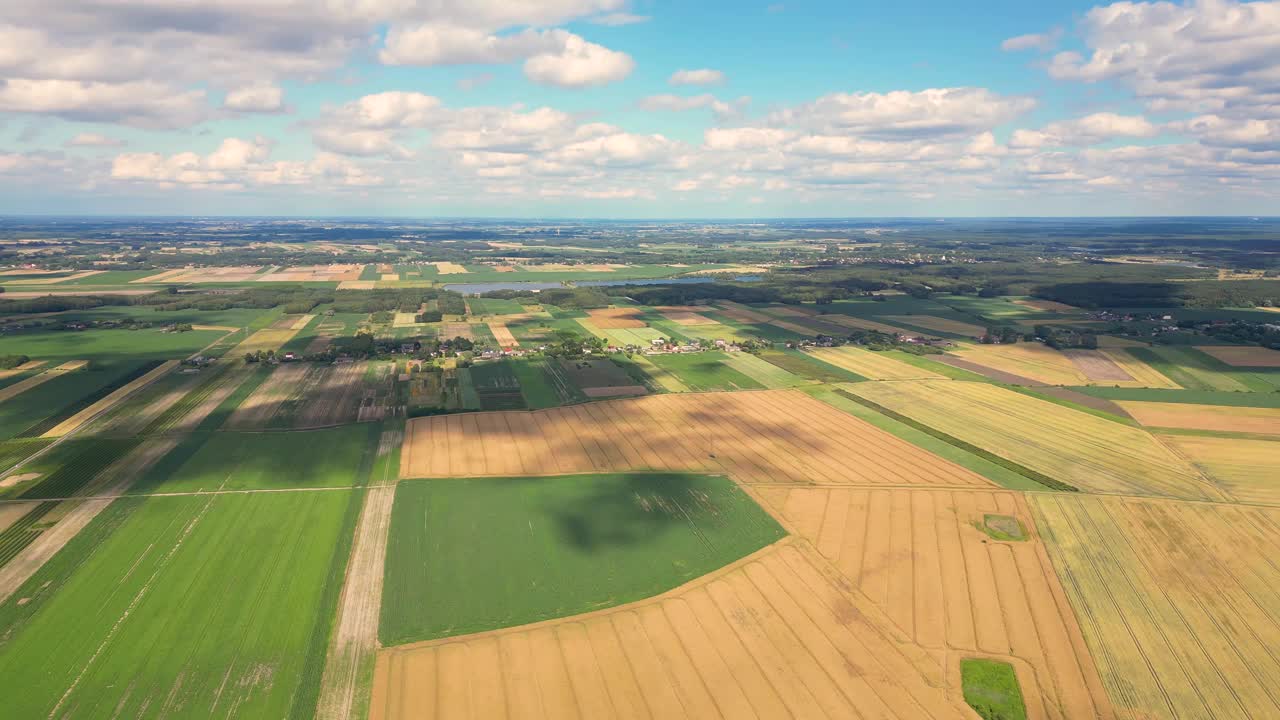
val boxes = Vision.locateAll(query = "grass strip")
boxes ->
[832,388,1077,492]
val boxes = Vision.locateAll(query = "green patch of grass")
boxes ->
[134,423,378,493]
[826,387,1076,492]
[512,358,580,408]
[803,386,1047,491]
[962,658,1028,720]
[467,297,525,316]
[976,514,1027,542]
[470,360,527,410]
[17,438,140,499]
[1070,386,1280,408]
[645,351,765,392]
[0,438,52,475]
[380,473,785,645]
[757,348,865,382]
[0,490,363,720]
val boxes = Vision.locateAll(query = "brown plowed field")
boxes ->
[756,486,1114,720]
[370,540,975,720]
[1194,345,1280,368]
[586,307,647,328]
[400,390,994,487]
[715,301,772,323]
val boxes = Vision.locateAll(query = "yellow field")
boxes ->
[808,347,944,380]
[757,487,1114,720]
[0,360,87,403]
[400,390,995,488]
[843,380,1219,500]
[339,280,376,290]
[885,315,986,337]
[4,269,104,285]
[628,355,688,392]
[1118,401,1280,436]
[229,328,303,356]
[1194,345,1280,368]
[433,262,469,274]
[488,322,518,348]
[1163,435,1280,504]
[1099,350,1181,388]
[41,360,178,437]
[371,540,976,720]
[392,313,420,328]
[948,343,1088,385]
[1032,495,1280,720]
[1014,299,1080,313]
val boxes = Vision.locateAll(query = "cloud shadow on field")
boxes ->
[543,473,725,553]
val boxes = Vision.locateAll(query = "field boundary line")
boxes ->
[379,537,798,653]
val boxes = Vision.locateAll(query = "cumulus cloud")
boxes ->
[766,87,1036,139]
[669,69,727,86]
[224,84,285,113]
[66,133,125,148]
[0,0,637,128]
[1045,0,1280,116]
[638,94,750,118]
[1009,112,1160,149]
[1001,29,1061,52]
[590,13,650,25]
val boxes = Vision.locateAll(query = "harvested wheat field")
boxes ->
[340,280,376,290]
[1098,350,1180,388]
[808,347,945,380]
[886,315,987,337]
[434,262,469,274]
[370,539,975,720]
[400,389,995,487]
[1195,345,1280,368]
[586,307,647,328]
[1032,494,1280,720]
[660,311,718,326]
[0,360,44,380]
[41,360,178,437]
[818,314,915,336]
[756,487,1114,720]
[4,270,103,285]
[229,327,303,356]
[843,380,1219,500]
[1118,401,1280,436]
[1162,435,1280,505]
[949,343,1088,386]
[488,322,518,348]
[0,360,87,403]
[1063,350,1133,382]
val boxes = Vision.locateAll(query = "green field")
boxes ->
[1130,346,1279,392]
[511,358,588,408]
[0,326,222,440]
[720,351,813,388]
[469,360,527,410]
[10,437,139,499]
[1071,385,1280,408]
[644,351,766,391]
[380,473,786,645]
[133,423,378,493]
[962,658,1028,720]
[757,347,865,383]
[0,490,362,720]
[466,297,526,315]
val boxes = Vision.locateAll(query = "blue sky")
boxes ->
[1,0,1277,216]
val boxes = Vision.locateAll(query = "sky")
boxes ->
[0,0,1278,217]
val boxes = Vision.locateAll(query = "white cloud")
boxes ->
[704,127,796,151]
[224,84,285,113]
[1009,112,1159,149]
[1001,29,1061,52]
[66,133,125,148]
[590,13,650,25]
[0,78,208,128]
[523,34,635,87]
[669,69,727,86]
[767,87,1036,139]
[1046,0,1280,116]
[638,94,750,118]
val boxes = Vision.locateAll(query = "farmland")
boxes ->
[372,540,974,720]
[1032,495,1280,720]
[1118,400,1280,435]
[400,389,996,487]
[380,473,785,644]
[0,491,361,720]
[644,351,765,391]
[1163,435,1280,504]
[842,380,1218,499]
[755,486,1112,720]
[810,346,946,380]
